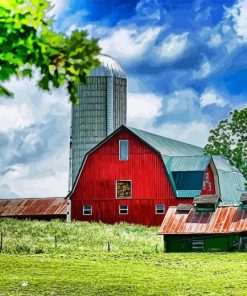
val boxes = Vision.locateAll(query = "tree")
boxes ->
[205,107,247,179]
[0,0,100,103]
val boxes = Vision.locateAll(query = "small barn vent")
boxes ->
[192,239,204,252]
[176,204,193,214]
[194,195,220,212]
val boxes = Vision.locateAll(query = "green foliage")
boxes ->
[0,0,100,103]
[15,244,31,254]
[205,107,247,180]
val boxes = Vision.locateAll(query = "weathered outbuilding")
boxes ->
[0,198,67,220]
[159,194,247,252]
[68,125,246,226]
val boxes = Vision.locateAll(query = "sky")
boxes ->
[1,0,247,198]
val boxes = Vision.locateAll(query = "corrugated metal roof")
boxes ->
[213,156,246,205]
[0,198,67,217]
[170,156,210,171]
[158,206,247,235]
[176,190,201,198]
[128,126,246,203]
[128,126,204,156]
[89,54,126,78]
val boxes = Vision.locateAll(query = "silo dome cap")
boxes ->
[89,54,126,78]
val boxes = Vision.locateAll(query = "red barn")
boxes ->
[67,125,246,226]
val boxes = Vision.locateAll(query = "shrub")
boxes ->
[15,245,31,254]
[35,247,44,254]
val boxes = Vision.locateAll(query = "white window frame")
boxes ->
[119,140,129,161]
[116,180,132,199]
[83,205,92,216]
[155,204,165,214]
[119,205,128,215]
[205,172,209,182]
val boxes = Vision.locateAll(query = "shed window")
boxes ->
[116,180,132,199]
[119,140,128,160]
[119,205,128,215]
[192,239,204,251]
[83,205,92,215]
[156,204,165,214]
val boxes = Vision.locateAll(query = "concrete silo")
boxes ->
[69,54,127,188]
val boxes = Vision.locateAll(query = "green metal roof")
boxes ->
[128,127,204,156]
[213,156,246,205]
[127,126,246,202]
[170,156,210,171]
[176,190,201,198]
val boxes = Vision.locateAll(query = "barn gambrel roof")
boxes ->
[127,126,246,204]
[70,125,246,205]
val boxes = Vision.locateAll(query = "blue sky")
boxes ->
[0,0,247,198]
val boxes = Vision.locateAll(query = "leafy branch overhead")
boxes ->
[205,107,247,180]
[0,0,100,103]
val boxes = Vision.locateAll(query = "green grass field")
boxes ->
[0,219,246,296]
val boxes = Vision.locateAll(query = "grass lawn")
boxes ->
[0,219,246,295]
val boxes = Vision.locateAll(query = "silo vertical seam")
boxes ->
[106,75,114,135]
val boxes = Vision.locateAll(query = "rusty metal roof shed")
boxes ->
[159,206,247,235]
[0,198,67,217]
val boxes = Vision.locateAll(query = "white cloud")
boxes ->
[127,92,162,129]
[47,0,70,20]
[149,121,212,147]
[226,0,247,42]
[127,89,212,147]
[0,104,34,132]
[0,74,70,198]
[208,33,222,48]
[99,26,161,61]
[1,149,70,198]
[159,33,189,60]
[136,0,161,21]
[200,89,227,107]
[193,58,212,79]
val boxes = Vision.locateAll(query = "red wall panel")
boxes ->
[70,128,194,226]
[201,164,216,195]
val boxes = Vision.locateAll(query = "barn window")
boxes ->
[119,140,128,160]
[155,204,165,214]
[205,172,209,182]
[83,205,92,215]
[172,171,204,190]
[116,180,132,199]
[119,205,128,215]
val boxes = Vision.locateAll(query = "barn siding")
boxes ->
[201,164,216,195]
[70,129,193,226]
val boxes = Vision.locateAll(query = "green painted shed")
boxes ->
[158,194,247,252]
